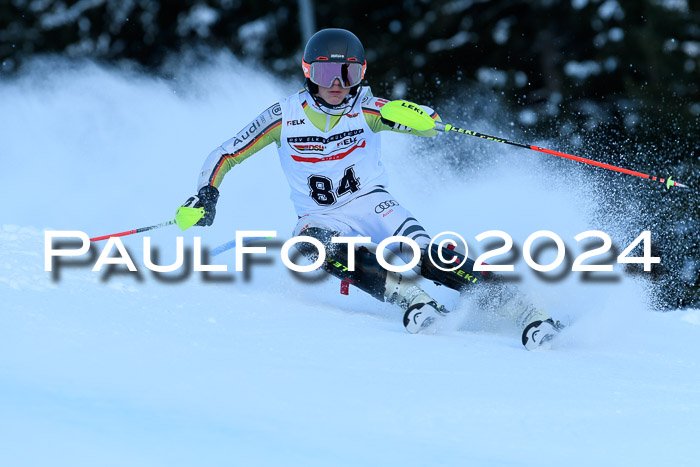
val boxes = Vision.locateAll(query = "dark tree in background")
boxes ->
[1,0,698,307]
[3,1,698,124]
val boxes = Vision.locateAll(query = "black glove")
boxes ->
[380,116,411,131]
[181,185,220,226]
[380,116,396,127]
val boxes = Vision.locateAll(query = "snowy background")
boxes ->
[1,55,699,466]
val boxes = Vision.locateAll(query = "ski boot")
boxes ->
[520,308,565,350]
[383,270,449,334]
[403,296,449,334]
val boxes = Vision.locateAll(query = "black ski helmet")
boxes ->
[302,28,366,96]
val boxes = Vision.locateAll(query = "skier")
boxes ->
[180,28,562,349]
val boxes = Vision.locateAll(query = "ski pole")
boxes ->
[380,100,689,189]
[436,122,688,189]
[89,206,206,242]
[90,220,176,242]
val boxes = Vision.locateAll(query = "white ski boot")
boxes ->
[520,308,564,350]
[403,296,448,334]
[384,271,448,334]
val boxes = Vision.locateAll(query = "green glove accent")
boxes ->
[379,100,437,132]
[175,206,206,231]
[666,177,674,190]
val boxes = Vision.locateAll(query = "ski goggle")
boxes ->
[303,60,366,88]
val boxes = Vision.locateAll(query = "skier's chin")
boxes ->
[316,89,349,106]
[323,95,345,105]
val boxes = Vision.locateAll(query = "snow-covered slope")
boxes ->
[1,55,698,466]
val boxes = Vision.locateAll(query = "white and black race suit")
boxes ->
[277,87,389,216]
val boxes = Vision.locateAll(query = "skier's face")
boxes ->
[316,78,350,105]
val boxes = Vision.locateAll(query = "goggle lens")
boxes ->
[309,62,363,88]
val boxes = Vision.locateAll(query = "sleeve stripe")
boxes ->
[209,120,282,185]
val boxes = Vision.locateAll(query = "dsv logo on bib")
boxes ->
[375,200,399,214]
